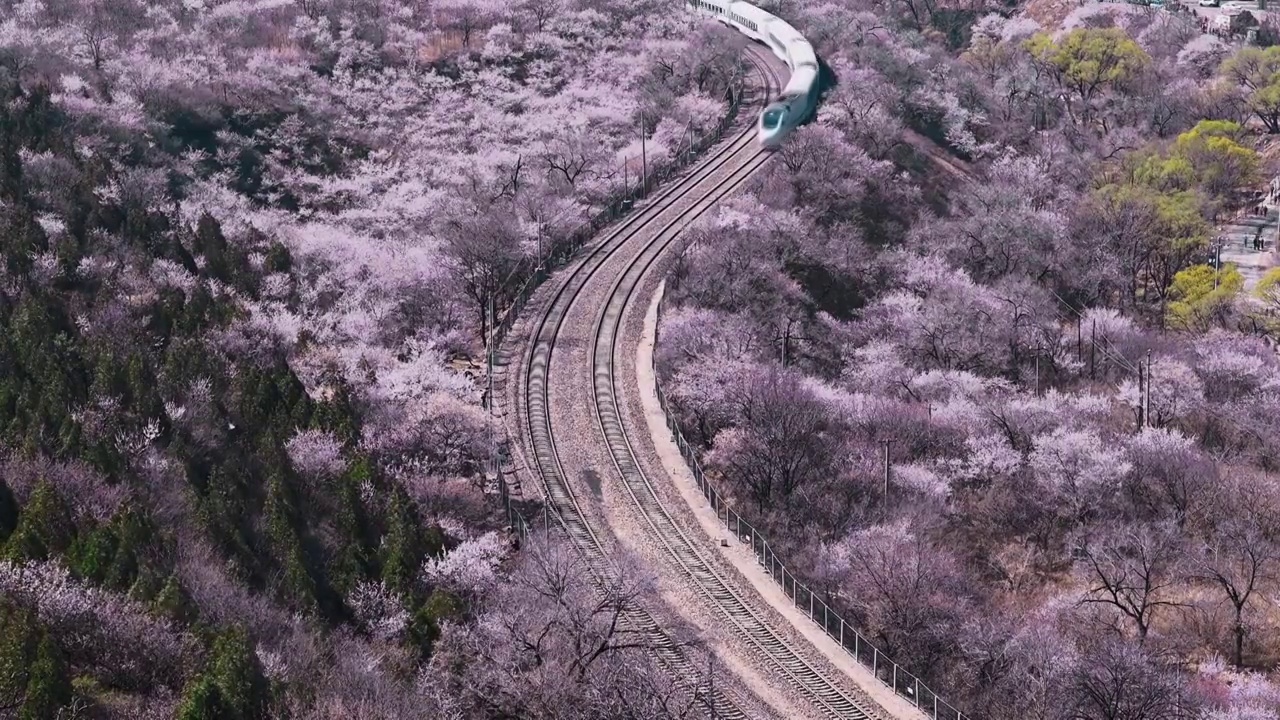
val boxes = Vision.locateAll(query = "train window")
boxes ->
[762,108,784,129]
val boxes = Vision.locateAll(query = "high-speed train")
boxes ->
[686,0,819,147]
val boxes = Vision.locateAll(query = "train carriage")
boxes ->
[686,0,819,146]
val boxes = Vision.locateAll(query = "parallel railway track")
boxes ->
[517,45,880,719]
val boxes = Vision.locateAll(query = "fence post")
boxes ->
[915,678,920,708]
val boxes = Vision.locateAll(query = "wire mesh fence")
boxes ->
[650,292,970,720]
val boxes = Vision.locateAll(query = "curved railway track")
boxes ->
[516,45,878,719]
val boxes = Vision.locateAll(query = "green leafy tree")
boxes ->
[208,629,269,720]
[1149,121,1260,199]
[1251,267,1280,335]
[408,590,462,659]
[1026,28,1150,128]
[310,378,361,447]
[1167,263,1244,331]
[1221,46,1280,133]
[263,241,292,274]
[195,213,233,284]
[1148,191,1213,304]
[1085,185,1210,306]
[70,509,147,591]
[329,466,376,594]
[196,465,255,570]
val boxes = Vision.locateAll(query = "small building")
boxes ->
[1213,9,1259,36]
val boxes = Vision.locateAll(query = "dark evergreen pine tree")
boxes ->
[328,468,375,595]
[195,213,232,284]
[0,602,33,709]
[19,632,72,720]
[208,629,270,720]
[4,480,74,561]
[263,472,317,614]
[175,676,227,720]
[0,479,17,544]
[153,574,198,626]
[380,485,424,599]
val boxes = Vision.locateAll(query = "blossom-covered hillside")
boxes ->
[659,2,1280,718]
[0,0,739,716]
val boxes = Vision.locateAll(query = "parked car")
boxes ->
[1199,0,1220,7]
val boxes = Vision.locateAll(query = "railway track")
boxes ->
[517,46,878,719]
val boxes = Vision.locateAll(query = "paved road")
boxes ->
[1217,208,1278,288]
[1161,0,1269,26]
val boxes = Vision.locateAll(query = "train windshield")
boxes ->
[762,108,784,129]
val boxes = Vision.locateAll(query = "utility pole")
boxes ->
[1090,320,1097,381]
[1145,349,1153,429]
[1141,351,1152,427]
[709,653,716,720]
[640,112,648,197]
[1076,316,1082,363]
[486,294,495,416]
[1214,242,1223,290]
[1034,354,1040,396]
[882,440,892,508]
